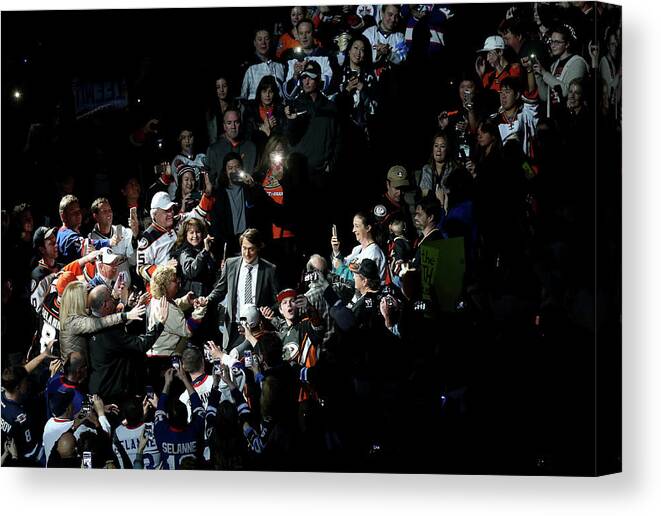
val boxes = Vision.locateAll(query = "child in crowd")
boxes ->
[386,216,411,287]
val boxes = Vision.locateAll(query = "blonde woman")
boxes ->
[59,281,146,359]
[147,264,207,358]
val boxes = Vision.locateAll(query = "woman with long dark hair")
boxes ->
[335,34,377,142]
[330,211,386,284]
[173,166,201,216]
[206,76,242,145]
[469,119,526,276]
[242,75,286,154]
[419,132,472,209]
[335,33,379,205]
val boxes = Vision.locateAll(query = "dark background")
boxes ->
[1,4,506,208]
[0,4,620,476]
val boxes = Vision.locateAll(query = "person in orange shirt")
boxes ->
[475,35,522,93]
[254,135,300,286]
[275,6,309,60]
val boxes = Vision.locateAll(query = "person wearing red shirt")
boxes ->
[475,35,522,93]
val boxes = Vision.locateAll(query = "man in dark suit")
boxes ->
[87,285,167,404]
[204,228,280,351]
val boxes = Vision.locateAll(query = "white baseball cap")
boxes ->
[478,35,505,53]
[98,247,126,266]
[150,191,176,211]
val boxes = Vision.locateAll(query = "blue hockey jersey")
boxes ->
[154,392,205,470]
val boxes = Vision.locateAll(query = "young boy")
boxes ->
[387,217,411,286]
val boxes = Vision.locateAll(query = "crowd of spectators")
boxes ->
[2,3,621,474]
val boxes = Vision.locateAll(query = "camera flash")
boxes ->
[13,90,22,100]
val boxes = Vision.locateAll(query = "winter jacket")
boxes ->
[59,311,127,360]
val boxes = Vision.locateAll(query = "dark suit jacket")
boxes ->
[88,322,164,402]
[206,137,257,189]
[206,256,279,325]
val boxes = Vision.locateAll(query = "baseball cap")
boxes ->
[355,258,380,282]
[150,191,176,211]
[300,60,322,80]
[33,226,57,249]
[276,288,297,304]
[387,165,410,188]
[478,35,505,53]
[97,247,126,266]
[56,271,78,296]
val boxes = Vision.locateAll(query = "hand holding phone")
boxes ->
[331,224,340,255]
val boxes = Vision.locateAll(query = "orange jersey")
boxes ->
[482,63,523,92]
[276,32,299,60]
[63,260,96,283]
[262,169,294,239]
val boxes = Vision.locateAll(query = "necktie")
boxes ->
[244,265,253,304]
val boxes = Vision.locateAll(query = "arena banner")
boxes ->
[72,78,128,119]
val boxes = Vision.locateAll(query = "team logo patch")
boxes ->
[138,237,149,250]
[373,204,387,218]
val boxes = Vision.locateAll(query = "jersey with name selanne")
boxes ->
[154,391,205,470]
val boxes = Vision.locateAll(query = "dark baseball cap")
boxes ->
[355,258,380,282]
[33,226,57,249]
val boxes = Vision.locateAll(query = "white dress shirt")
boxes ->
[235,259,259,321]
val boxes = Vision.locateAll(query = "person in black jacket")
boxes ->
[87,286,168,404]
[284,60,342,184]
[242,75,286,156]
[210,152,265,257]
[284,60,342,252]
[468,119,526,279]
[171,217,218,298]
